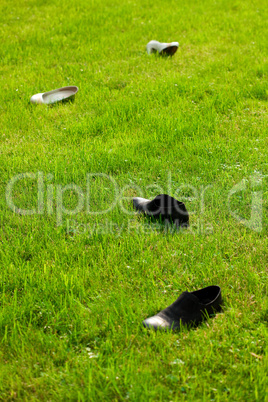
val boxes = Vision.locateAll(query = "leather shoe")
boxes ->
[133,194,189,227]
[143,285,222,331]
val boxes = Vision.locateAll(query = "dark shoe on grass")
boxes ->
[133,194,189,227]
[142,285,222,331]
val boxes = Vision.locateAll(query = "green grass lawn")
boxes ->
[0,0,268,400]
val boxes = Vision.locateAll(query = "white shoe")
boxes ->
[146,40,179,56]
[30,86,79,104]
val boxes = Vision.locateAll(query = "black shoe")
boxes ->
[142,285,222,331]
[133,194,189,227]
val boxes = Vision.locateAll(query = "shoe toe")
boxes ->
[143,315,168,330]
[133,197,150,211]
[30,93,43,104]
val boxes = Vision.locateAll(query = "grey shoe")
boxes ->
[30,86,78,104]
[146,40,179,56]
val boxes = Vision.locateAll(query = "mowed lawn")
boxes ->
[0,0,267,400]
